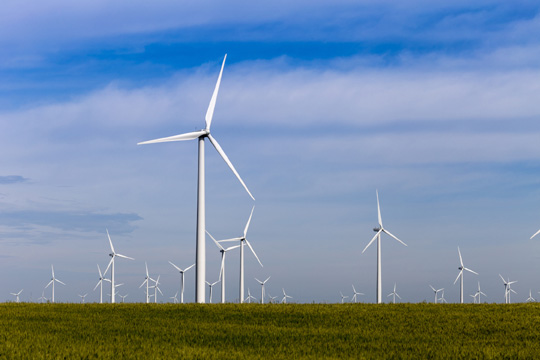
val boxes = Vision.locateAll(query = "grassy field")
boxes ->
[1,303,540,359]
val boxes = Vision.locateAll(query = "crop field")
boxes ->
[1,303,540,359]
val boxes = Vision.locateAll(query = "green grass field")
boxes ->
[1,303,540,359]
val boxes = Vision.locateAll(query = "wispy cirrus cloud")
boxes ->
[0,175,28,184]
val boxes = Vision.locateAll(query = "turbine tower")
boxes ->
[453,247,478,304]
[45,265,65,303]
[214,206,262,303]
[104,229,134,304]
[207,230,240,303]
[137,55,255,303]
[362,190,407,303]
[169,261,195,304]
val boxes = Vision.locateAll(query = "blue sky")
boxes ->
[2,0,540,304]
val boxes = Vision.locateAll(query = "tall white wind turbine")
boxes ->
[45,265,65,303]
[169,261,194,304]
[104,229,134,304]
[10,289,23,303]
[255,276,271,304]
[453,247,478,304]
[137,55,255,303]
[208,231,240,303]
[429,285,444,304]
[93,264,110,304]
[362,190,407,304]
[215,206,262,303]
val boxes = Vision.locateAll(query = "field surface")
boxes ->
[1,303,540,359]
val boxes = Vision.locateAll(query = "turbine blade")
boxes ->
[206,230,225,251]
[208,134,255,201]
[185,264,195,272]
[93,280,101,291]
[376,190,382,227]
[464,267,478,275]
[531,228,540,239]
[168,261,182,272]
[499,274,506,283]
[104,258,113,276]
[396,293,401,299]
[217,237,243,243]
[429,285,436,292]
[116,254,135,260]
[264,276,271,283]
[51,265,55,277]
[205,54,227,130]
[106,229,116,255]
[458,247,463,267]
[382,229,407,247]
[45,280,53,288]
[362,230,381,254]
[244,206,255,238]
[225,245,241,251]
[56,279,66,286]
[137,130,206,145]
[139,279,147,288]
[454,270,463,285]
[97,264,102,277]
[245,239,263,267]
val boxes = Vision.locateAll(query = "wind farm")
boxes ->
[3,1,540,358]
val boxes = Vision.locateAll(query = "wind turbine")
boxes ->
[215,206,262,303]
[429,285,444,304]
[351,285,364,303]
[281,288,292,304]
[438,290,448,303]
[453,247,478,304]
[207,231,240,303]
[267,292,278,304]
[10,289,23,303]
[526,289,535,302]
[169,261,194,304]
[470,294,477,304]
[138,55,255,303]
[245,288,256,303]
[206,279,221,303]
[362,190,407,303]
[140,262,156,304]
[104,229,134,303]
[475,281,486,304]
[255,276,271,304]
[78,294,88,303]
[119,294,128,303]
[388,283,401,304]
[340,292,349,304]
[170,291,179,304]
[93,264,110,304]
[45,265,66,303]
[153,275,163,303]
[499,274,517,304]
[38,291,47,303]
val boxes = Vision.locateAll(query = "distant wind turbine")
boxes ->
[216,206,262,303]
[45,265,65,303]
[206,279,221,303]
[138,54,255,303]
[438,290,448,304]
[255,276,271,304]
[119,294,128,303]
[38,291,47,303]
[93,264,110,304]
[351,285,364,303]
[153,275,163,303]
[340,292,349,304]
[388,283,401,304]
[526,289,535,302]
[103,229,134,304]
[453,247,478,304]
[429,285,444,304]
[362,190,407,303]
[140,262,155,304]
[207,230,240,303]
[475,282,486,304]
[281,288,292,304]
[78,293,88,303]
[10,289,23,303]
[170,291,179,304]
[499,274,517,304]
[245,288,256,303]
[169,261,195,304]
